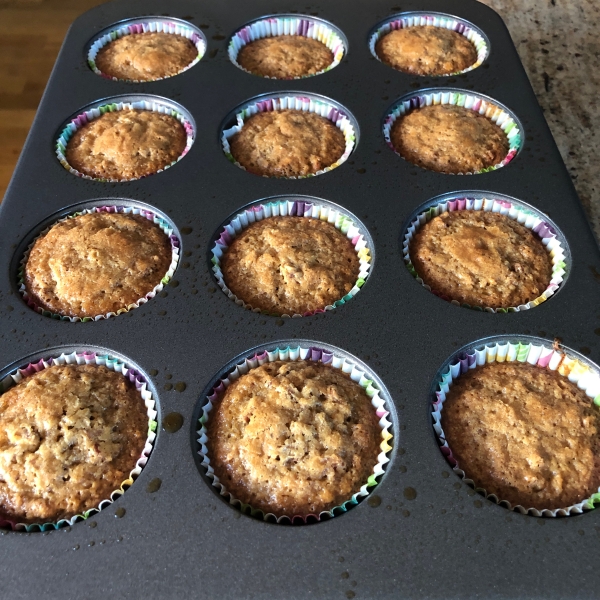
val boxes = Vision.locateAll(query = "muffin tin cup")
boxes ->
[228,14,347,79]
[196,343,394,524]
[211,196,372,317]
[221,92,358,179]
[0,349,157,532]
[432,335,600,517]
[17,204,181,322]
[402,192,569,312]
[369,11,489,76]
[55,95,195,182]
[87,16,207,82]
[383,88,522,174]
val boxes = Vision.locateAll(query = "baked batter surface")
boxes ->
[441,362,600,510]
[207,360,382,517]
[0,364,148,523]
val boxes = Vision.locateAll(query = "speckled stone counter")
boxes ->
[481,0,599,239]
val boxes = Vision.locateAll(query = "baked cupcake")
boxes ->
[24,212,173,318]
[0,364,148,524]
[229,110,346,177]
[237,35,333,78]
[440,361,600,510]
[95,32,198,81]
[409,211,552,308]
[375,26,477,75]
[391,104,509,174]
[65,108,187,180]
[221,216,360,315]
[206,360,382,517]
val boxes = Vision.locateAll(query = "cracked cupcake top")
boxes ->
[229,110,346,177]
[0,364,148,524]
[409,210,552,308]
[376,26,477,75]
[221,216,359,315]
[24,212,172,318]
[206,360,381,517]
[65,108,187,180]
[441,362,600,510]
[237,35,333,78]
[95,32,198,81]
[391,104,509,174]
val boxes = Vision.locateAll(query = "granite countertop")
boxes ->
[481,0,599,239]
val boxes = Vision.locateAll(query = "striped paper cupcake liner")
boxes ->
[229,14,346,79]
[56,97,195,182]
[211,197,372,317]
[0,350,157,532]
[18,205,180,322]
[369,12,489,75]
[433,336,600,517]
[197,343,394,524]
[87,17,206,82]
[402,193,568,312]
[383,89,522,174]
[221,93,357,179]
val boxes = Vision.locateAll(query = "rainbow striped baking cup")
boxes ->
[197,343,394,524]
[229,14,346,79]
[18,204,180,322]
[56,95,195,182]
[369,11,489,75]
[0,349,157,532]
[433,336,600,517]
[221,92,357,179]
[402,192,569,312]
[211,196,372,317]
[383,88,522,174]
[87,17,206,82]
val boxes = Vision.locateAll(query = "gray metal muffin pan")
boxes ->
[1,0,599,597]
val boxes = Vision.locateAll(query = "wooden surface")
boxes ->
[0,0,106,197]
[1,0,598,239]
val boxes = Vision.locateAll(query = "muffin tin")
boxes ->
[1,0,599,597]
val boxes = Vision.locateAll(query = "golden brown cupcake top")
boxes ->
[409,211,552,308]
[237,35,333,78]
[229,110,346,177]
[95,32,198,81]
[391,104,509,174]
[24,212,172,318]
[0,364,148,524]
[221,216,359,315]
[376,26,477,75]
[65,108,187,181]
[206,360,381,517]
[441,362,600,510]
